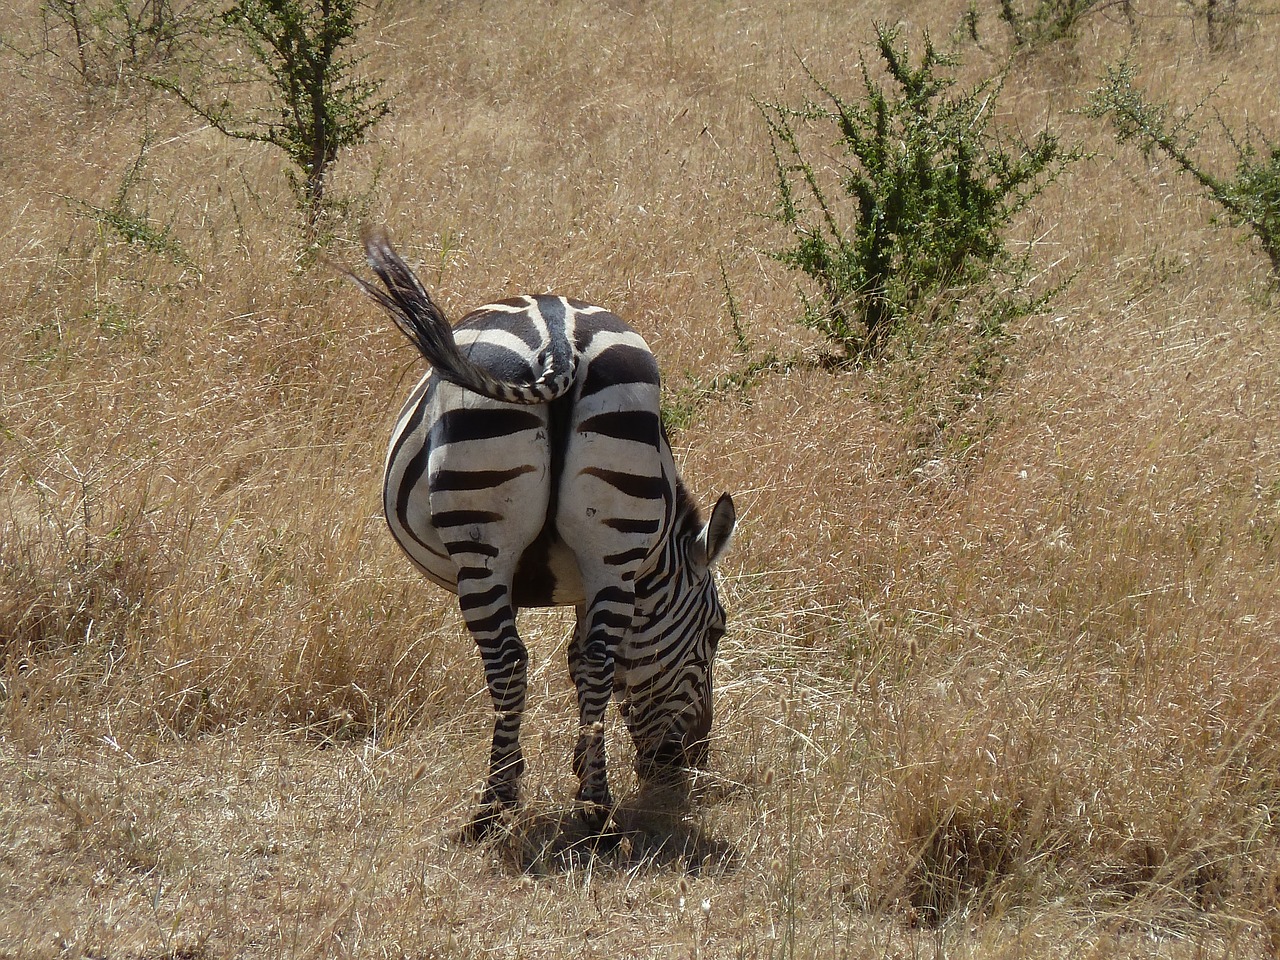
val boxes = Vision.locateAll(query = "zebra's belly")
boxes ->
[395,521,586,608]
[512,536,585,607]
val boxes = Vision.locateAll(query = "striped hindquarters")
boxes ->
[382,295,671,607]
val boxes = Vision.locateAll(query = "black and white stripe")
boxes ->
[350,230,736,835]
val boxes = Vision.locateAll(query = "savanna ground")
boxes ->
[3,0,1280,956]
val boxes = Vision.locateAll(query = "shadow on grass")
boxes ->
[475,780,742,879]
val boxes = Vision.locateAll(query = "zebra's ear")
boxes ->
[693,493,736,570]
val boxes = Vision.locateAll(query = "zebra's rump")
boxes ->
[384,295,670,610]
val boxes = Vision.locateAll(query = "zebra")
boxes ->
[348,229,736,837]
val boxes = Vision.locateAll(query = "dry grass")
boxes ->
[3,0,1280,956]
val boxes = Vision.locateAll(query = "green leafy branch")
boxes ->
[759,24,1078,364]
[1086,59,1280,276]
[150,0,389,229]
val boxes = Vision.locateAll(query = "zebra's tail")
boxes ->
[347,227,572,405]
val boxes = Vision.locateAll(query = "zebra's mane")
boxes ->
[672,476,704,537]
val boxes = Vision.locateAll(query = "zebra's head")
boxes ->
[619,491,736,781]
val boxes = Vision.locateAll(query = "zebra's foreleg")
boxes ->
[567,589,633,832]
[458,578,528,839]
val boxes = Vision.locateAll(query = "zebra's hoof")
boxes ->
[574,799,616,837]
[567,812,625,855]
[576,827,625,856]
[635,761,692,796]
[456,803,512,844]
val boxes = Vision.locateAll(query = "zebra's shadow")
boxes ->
[488,782,742,878]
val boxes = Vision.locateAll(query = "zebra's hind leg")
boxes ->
[457,577,528,841]
[567,589,633,835]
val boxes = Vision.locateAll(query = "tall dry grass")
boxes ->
[3,0,1280,956]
